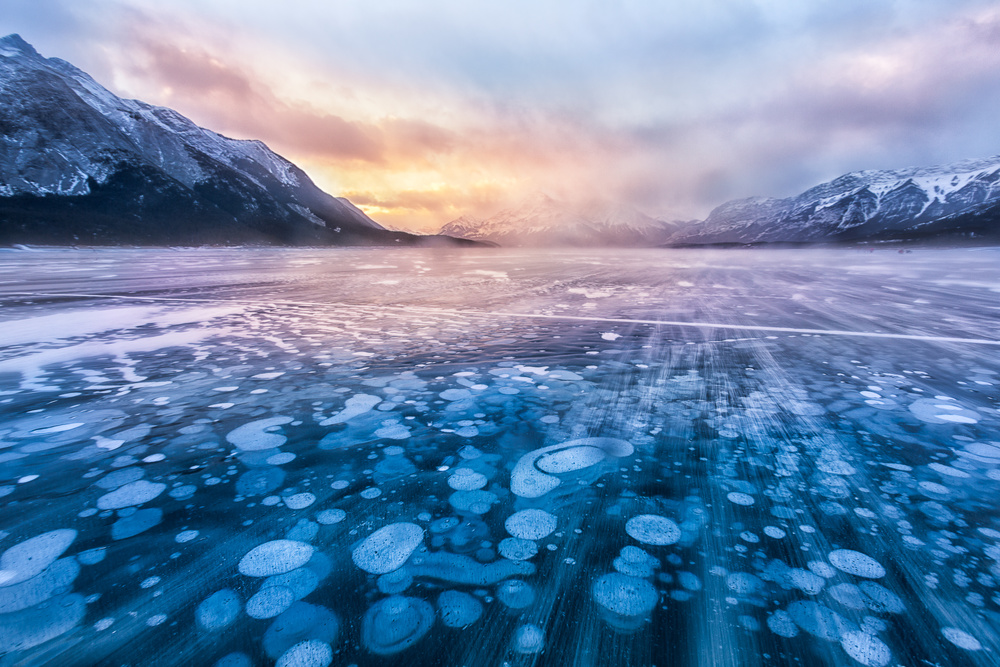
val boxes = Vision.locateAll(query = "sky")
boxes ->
[4,0,1000,232]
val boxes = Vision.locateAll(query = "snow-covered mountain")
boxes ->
[0,34,471,246]
[439,193,679,247]
[670,156,1000,245]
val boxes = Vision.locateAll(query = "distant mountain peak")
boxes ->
[0,34,39,58]
[439,195,677,247]
[670,154,1000,245]
[0,35,480,247]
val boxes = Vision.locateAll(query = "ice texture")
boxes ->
[2,247,1000,666]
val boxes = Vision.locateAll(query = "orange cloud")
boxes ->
[124,32,384,162]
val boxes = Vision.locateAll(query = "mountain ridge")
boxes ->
[0,34,478,247]
[668,155,1000,245]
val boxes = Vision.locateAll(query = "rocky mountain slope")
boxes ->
[670,156,1000,245]
[0,34,473,246]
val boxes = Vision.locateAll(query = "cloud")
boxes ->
[6,0,1000,230]
[120,27,385,161]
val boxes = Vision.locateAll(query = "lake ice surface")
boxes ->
[0,246,999,666]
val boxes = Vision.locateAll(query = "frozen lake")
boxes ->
[1,246,999,667]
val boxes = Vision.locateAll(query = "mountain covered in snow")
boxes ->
[0,34,474,246]
[671,156,1000,245]
[438,193,680,247]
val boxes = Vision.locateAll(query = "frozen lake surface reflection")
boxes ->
[1,246,999,666]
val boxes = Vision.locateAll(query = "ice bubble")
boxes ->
[240,540,314,577]
[938,414,977,424]
[263,555,329,599]
[764,526,786,539]
[247,585,295,619]
[828,550,885,579]
[263,602,339,659]
[458,445,483,459]
[786,601,853,641]
[276,640,332,667]
[77,547,105,565]
[440,388,472,401]
[438,590,483,628]
[727,492,755,506]
[918,481,950,497]
[267,452,296,465]
[771,505,797,519]
[214,653,251,667]
[0,558,79,613]
[601,332,622,341]
[448,469,487,491]
[859,582,904,614]
[942,627,982,651]
[505,509,557,540]
[320,394,381,426]
[840,631,891,667]
[829,583,866,609]
[788,401,825,416]
[496,579,536,609]
[111,508,162,540]
[625,514,681,546]
[448,490,497,514]
[767,610,799,638]
[514,624,544,654]
[362,596,434,655]
[909,398,979,425]
[377,568,413,594]
[0,592,85,653]
[353,523,424,574]
[511,438,633,498]
[430,517,460,534]
[316,509,346,525]
[818,461,857,476]
[169,484,197,501]
[196,589,241,631]
[408,550,535,585]
[614,546,656,578]
[499,538,538,561]
[176,530,199,543]
[227,416,294,450]
[726,572,764,595]
[789,569,825,595]
[96,480,166,510]
[547,370,583,381]
[592,572,658,632]
[375,423,411,439]
[285,493,316,510]
[287,520,318,542]
[928,462,970,478]
[360,487,382,499]
[0,529,76,586]
[95,467,144,489]
[536,446,607,474]
[965,443,1000,460]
